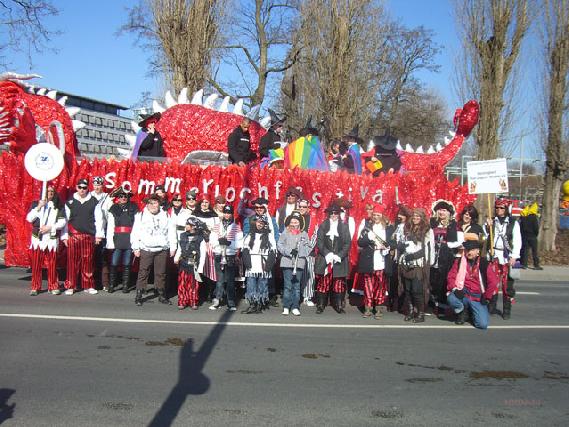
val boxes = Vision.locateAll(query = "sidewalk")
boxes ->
[520,265,569,282]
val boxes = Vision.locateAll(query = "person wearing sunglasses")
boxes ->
[276,186,301,233]
[61,178,105,295]
[91,176,112,292]
[313,201,352,314]
[484,198,521,320]
[26,185,66,296]
[105,189,138,293]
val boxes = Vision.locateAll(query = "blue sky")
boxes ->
[5,0,541,160]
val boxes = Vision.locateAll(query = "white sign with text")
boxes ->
[466,158,509,194]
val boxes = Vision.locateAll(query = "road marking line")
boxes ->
[516,292,540,295]
[1,313,568,329]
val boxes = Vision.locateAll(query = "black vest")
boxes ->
[179,232,204,273]
[67,197,98,235]
[109,202,138,249]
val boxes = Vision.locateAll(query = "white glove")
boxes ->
[333,255,342,264]
[325,253,335,264]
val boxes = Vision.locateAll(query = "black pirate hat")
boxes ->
[138,112,162,129]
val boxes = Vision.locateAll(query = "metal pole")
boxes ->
[519,138,524,200]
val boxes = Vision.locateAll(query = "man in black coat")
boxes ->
[138,112,165,158]
[362,134,402,175]
[520,203,542,270]
[227,118,256,166]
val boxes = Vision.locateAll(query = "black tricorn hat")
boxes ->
[284,210,305,230]
[324,201,343,214]
[268,108,285,128]
[372,134,398,151]
[138,112,162,129]
[463,240,481,251]
[432,199,455,216]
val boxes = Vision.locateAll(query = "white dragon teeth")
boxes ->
[444,136,451,146]
[125,134,137,147]
[131,121,140,133]
[219,96,230,112]
[65,107,80,118]
[233,99,244,116]
[396,142,403,151]
[204,93,219,109]
[426,145,435,154]
[191,89,204,105]
[448,130,456,138]
[436,143,443,152]
[47,90,57,100]
[415,146,424,154]
[37,88,47,96]
[405,144,414,153]
[152,100,165,113]
[58,96,68,106]
[178,88,189,104]
[72,120,86,131]
[164,91,177,109]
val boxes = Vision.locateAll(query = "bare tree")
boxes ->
[539,0,569,252]
[120,0,225,95]
[452,0,530,161]
[0,0,59,69]
[209,0,298,107]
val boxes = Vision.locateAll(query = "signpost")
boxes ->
[466,158,510,257]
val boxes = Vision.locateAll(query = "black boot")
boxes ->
[158,289,172,305]
[488,294,499,315]
[413,299,425,323]
[122,267,131,293]
[242,301,257,314]
[316,292,326,314]
[502,297,512,320]
[135,289,143,306]
[108,266,117,294]
[455,309,467,325]
[333,292,345,314]
[404,302,414,321]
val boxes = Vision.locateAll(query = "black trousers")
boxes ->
[521,238,540,267]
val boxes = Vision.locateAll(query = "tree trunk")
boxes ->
[539,172,561,252]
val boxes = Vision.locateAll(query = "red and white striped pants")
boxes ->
[316,275,346,293]
[65,233,95,290]
[178,270,200,307]
[30,248,58,291]
[363,270,387,307]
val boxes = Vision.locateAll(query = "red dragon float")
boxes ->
[0,73,479,267]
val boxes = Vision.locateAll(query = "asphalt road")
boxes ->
[0,266,568,427]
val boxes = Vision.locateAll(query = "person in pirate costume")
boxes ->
[314,201,352,314]
[90,176,112,291]
[397,208,435,323]
[429,200,460,315]
[241,215,277,314]
[277,211,312,316]
[105,188,138,293]
[357,204,393,319]
[61,178,105,295]
[276,186,301,233]
[165,192,187,294]
[209,204,243,311]
[362,134,402,176]
[456,204,485,248]
[484,198,521,320]
[193,196,221,301]
[154,184,169,211]
[447,240,499,329]
[259,109,286,159]
[388,204,412,312]
[297,198,318,306]
[341,125,364,175]
[174,217,208,310]
[137,112,165,158]
[26,185,67,296]
[131,195,172,307]
[172,190,198,250]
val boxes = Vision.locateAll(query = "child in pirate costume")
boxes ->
[447,240,499,329]
[209,205,243,311]
[314,202,352,314]
[357,205,393,319]
[241,215,277,314]
[26,185,67,295]
[174,217,207,310]
[105,188,138,293]
[484,198,521,320]
[277,211,312,316]
[389,205,411,312]
[429,200,460,314]
[398,208,435,323]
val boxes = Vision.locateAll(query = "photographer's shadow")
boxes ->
[148,310,232,427]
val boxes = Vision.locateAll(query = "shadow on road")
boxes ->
[148,309,233,427]
[0,388,15,425]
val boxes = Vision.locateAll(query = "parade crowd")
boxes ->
[24,113,534,330]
